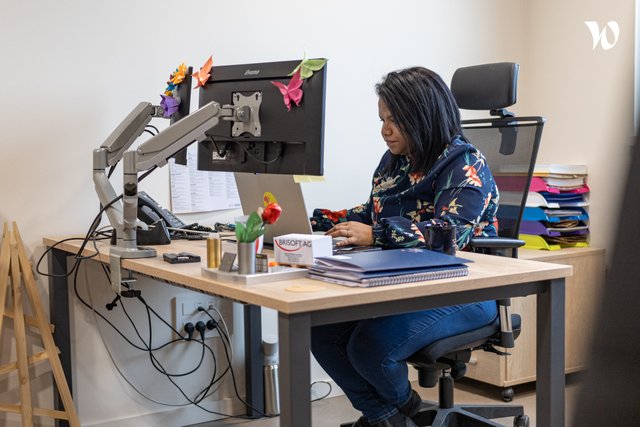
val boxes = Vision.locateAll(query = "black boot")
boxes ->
[398,389,422,418]
[370,412,418,427]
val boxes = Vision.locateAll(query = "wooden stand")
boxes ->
[0,222,80,426]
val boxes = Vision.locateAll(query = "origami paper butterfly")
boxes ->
[169,63,188,85]
[193,55,213,88]
[271,69,303,111]
[290,52,327,79]
[160,94,180,118]
[165,82,176,95]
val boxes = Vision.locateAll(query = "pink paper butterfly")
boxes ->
[271,69,303,111]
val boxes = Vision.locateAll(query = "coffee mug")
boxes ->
[425,222,457,256]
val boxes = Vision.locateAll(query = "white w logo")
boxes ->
[584,21,620,50]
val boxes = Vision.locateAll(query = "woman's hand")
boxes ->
[326,221,374,247]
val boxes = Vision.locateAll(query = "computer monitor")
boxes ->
[196,59,327,175]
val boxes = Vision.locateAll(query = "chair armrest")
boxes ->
[468,237,525,258]
[468,237,525,349]
[469,237,525,249]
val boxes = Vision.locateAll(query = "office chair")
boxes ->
[403,63,544,427]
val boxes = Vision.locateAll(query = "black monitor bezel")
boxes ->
[196,59,326,176]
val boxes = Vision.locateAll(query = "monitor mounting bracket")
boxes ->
[230,91,262,137]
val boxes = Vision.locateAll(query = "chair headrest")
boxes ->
[451,62,519,111]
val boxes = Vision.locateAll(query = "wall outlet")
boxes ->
[172,295,233,340]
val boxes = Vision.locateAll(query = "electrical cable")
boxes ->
[241,144,282,165]
[82,261,229,408]
[120,297,207,378]
[200,307,233,361]
[88,250,239,407]
[46,168,273,417]
[39,116,268,414]
[202,307,332,404]
[203,310,272,418]
[311,380,333,402]
[205,137,283,165]
[210,138,228,158]
[65,215,231,406]
[38,161,159,279]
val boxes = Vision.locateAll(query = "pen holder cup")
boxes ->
[425,223,457,256]
[237,242,257,275]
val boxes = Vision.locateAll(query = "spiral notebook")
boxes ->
[309,248,471,287]
[308,265,469,287]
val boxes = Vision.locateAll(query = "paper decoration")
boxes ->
[271,69,303,111]
[160,63,187,117]
[164,63,187,96]
[290,52,327,79]
[164,83,176,96]
[170,63,188,85]
[193,55,213,88]
[160,94,180,118]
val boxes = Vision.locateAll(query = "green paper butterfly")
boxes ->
[289,52,328,80]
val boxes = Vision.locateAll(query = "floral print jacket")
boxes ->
[310,138,499,250]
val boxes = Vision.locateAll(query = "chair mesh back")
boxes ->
[462,117,545,239]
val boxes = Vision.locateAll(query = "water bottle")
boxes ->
[262,335,280,416]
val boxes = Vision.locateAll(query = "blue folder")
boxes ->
[313,248,471,273]
[521,207,589,223]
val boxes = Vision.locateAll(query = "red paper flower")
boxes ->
[261,203,282,224]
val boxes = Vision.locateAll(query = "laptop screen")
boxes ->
[234,173,313,245]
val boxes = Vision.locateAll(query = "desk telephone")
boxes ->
[136,192,210,244]
[138,191,186,229]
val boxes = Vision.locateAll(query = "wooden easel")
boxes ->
[0,222,80,426]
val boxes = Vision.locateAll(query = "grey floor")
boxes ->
[190,374,583,427]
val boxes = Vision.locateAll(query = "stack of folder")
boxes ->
[308,248,470,287]
[496,164,590,250]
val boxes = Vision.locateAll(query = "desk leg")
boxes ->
[244,304,264,417]
[278,312,311,427]
[48,248,72,427]
[536,278,565,427]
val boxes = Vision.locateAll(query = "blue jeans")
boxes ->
[311,301,497,424]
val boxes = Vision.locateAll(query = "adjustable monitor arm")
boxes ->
[93,102,163,238]
[93,99,257,295]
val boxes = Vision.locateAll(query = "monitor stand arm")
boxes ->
[94,96,262,295]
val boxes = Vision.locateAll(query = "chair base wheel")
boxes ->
[514,414,530,427]
[501,387,515,402]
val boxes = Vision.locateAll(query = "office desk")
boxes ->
[44,237,571,427]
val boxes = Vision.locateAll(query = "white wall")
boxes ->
[0,0,633,426]
[519,0,636,253]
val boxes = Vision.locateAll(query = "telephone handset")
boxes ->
[138,191,186,229]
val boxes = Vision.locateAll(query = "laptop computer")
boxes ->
[234,173,381,255]
[234,172,314,245]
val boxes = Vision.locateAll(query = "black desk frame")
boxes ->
[278,278,565,427]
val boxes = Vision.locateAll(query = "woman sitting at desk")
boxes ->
[309,67,499,427]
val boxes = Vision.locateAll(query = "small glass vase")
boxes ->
[237,241,256,275]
